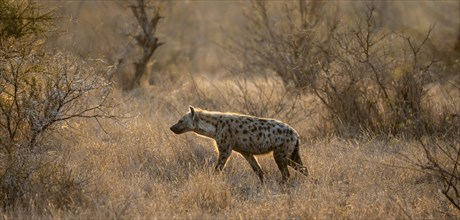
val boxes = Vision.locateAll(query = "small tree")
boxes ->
[0,0,114,209]
[126,0,163,90]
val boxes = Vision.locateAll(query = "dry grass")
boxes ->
[2,76,458,219]
[2,1,459,219]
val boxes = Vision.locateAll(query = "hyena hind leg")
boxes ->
[274,151,290,183]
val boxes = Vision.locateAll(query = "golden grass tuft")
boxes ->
[179,171,233,214]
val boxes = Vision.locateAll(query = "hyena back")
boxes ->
[170,106,308,183]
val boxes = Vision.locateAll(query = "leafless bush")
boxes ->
[401,137,460,211]
[0,0,114,210]
[232,0,337,90]
[0,48,113,209]
[1,50,112,149]
[312,6,392,135]
[313,6,455,137]
[420,138,460,211]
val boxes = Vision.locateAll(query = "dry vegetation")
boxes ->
[1,0,460,219]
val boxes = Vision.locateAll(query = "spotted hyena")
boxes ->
[170,106,309,183]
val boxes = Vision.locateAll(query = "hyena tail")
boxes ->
[288,138,309,177]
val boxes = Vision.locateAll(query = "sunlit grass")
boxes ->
[3,78,455,218]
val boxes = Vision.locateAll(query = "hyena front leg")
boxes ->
[215,142,232,171]
[241,152,264,184]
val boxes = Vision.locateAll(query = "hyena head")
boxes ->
[170,106,198,134]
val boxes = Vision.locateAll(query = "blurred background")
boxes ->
[46,0,460,84]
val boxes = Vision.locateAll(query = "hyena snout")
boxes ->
[170,123,186,134]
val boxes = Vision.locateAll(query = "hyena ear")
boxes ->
[189,106,196,118]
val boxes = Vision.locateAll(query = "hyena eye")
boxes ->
[178,119,183,123]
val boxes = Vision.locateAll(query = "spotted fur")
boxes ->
[170,106,308,183]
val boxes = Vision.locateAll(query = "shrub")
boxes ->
[313,6,458,137]
[418,137,460,211]
[0,0,113,210]
[232,0,337,90]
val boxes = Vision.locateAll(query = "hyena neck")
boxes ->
[193,111,219,139]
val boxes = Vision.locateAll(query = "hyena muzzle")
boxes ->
[170,106,309,183]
